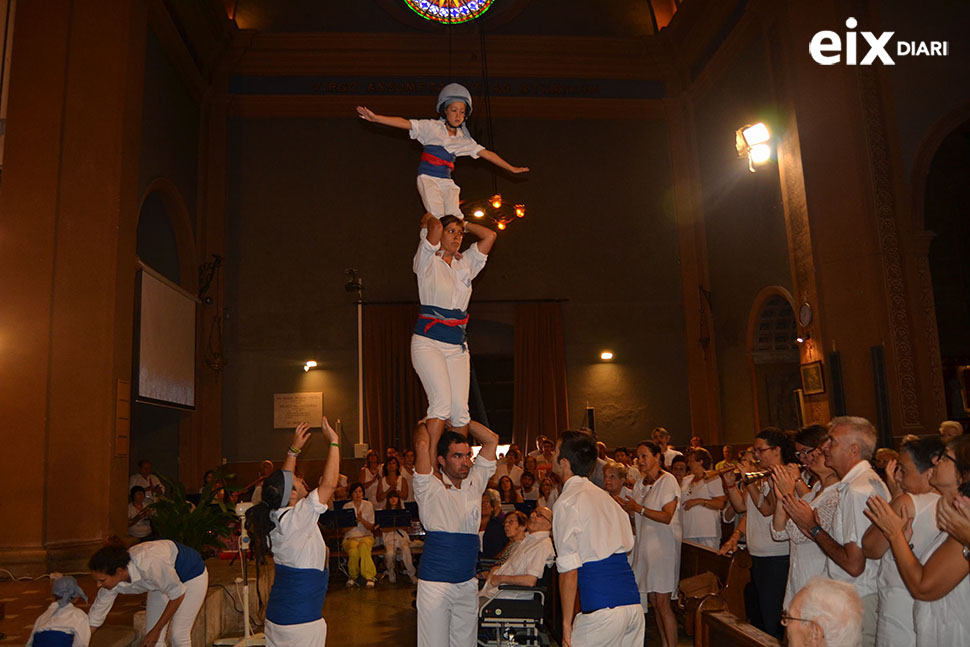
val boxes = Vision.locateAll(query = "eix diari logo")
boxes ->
[810,17,949,65]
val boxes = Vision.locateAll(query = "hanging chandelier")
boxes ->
[461,194,525,230]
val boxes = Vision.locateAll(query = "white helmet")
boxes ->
[436,83,473,117]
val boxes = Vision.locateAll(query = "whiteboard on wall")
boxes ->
[135,268,197,408]
[274,392,324,428]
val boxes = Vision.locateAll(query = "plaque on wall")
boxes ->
[274,392,324,429]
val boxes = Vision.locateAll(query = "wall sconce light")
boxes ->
[600,351,614,361]
[304,360,318,372]
[795,333,811,344]
[736,122,772,172]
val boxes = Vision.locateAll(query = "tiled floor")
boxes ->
[0,575,144,645]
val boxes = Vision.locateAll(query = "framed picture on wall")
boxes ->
[800,361,825,395]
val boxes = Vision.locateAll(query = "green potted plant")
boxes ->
[148,467,238,556]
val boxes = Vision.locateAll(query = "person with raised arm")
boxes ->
[554,430,644,647]
[413,419,498,647]
[244,418,342,646]
[410,211,496,445]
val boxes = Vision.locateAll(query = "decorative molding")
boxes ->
[913,237,947,418]
[856,64,921,427]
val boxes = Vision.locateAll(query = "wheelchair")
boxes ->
[477,563,554,647]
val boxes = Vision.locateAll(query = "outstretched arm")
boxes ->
[478,149,529,174]
[464,220,496,255]
[314,417,342,503]
[468,420,499,462]
[356,106,411,130]
[414,421,434,476]
[283,423,311,473]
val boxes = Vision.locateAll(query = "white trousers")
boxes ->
[411,334,470,427]
[145,569,208,647]
[265,617,327,647]
[571,604,645,647]
[862,593,878,647]
[417,175,462,219]
[416,578,478,647]
[383,531,416,576]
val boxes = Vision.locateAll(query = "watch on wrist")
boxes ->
[810,525,823,538]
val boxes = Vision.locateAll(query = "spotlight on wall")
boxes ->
[600,351,614,361]
[304,360,318,372]
[795,333,811,344]
[736,122,772,172]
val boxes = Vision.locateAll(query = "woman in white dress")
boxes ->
[401,448,417,503]
[861,435,942,647]
[680,448,726,550]
[619,441,682,647]
[768,425,839,608]
[866,434,970,647]
[359,450,381,503]
[376,456,409,509]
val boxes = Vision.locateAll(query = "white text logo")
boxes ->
[810,17,949,65]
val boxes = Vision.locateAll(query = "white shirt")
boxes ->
[553,476,635,573]
[680,475,725,541]
[770,481,840,607]
[128,473,163,500]
[377,475,407,509]
[408,118,484,160]
[538,489,558,510]
[343,499,375,539]
[745,482,789,557]
[88,540,193,628]
[401,469,415,502]
[270,488,330,570]
[662,448,683,468]
[414,456,495,534]
[493,462,524,487]
[127,503,152,538]
[27,602,90,647]
[413,229,488,311]
[480,531,555,601]
[825,460,889,597]
[520,485,540,501]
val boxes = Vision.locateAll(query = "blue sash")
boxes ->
[577,552,639,614]
[418,144,456,179]
[31,631,74,647]
[173,542,205,583]
[414,305,468,347]
[418,531,479,583]
[265,563,329,626]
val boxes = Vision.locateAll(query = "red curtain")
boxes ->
[513,302,569,451]
[362,304,426,456]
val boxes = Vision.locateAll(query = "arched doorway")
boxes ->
[748,290,801,431]
[924,119,970,422]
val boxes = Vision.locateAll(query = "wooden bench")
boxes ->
[676,541,752,635]
[694,600,780,647]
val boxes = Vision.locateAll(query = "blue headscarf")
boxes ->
[52,576,87,608]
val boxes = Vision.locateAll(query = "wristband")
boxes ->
[288,445,301,455]
[331,442,340,447]
[809,525,822,538]
[963,545,970,561]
